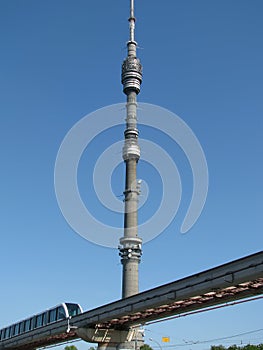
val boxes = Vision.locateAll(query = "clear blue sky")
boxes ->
[0,1,262,350]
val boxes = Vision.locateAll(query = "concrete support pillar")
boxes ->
[76,327,144,350]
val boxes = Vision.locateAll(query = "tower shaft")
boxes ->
[119,0,142,299]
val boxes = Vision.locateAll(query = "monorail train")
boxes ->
[0,302,83,341]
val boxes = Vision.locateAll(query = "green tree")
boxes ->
[243,346,263,350]
[64,345,78,350]
[228,345,240,350]
[140,344,153,350]
[211,345,263,350]
[211,346,227,350]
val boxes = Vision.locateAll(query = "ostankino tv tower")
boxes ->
[118,0,143,299]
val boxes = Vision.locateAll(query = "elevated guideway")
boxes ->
[1,251,263,350]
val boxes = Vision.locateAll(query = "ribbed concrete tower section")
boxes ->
[119,0,143,299]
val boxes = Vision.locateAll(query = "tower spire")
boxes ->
[129,0,135,42]
[119,0,143,299]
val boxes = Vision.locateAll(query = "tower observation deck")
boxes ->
[119,0,143,299]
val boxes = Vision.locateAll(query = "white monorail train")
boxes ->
[0,303,83,341]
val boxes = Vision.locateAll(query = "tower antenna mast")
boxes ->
[129,0,135,41]
[119,0,143,299]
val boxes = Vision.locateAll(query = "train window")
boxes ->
[32,317,37,330]
[49,309,57,323]
[14,323,19,336]
[10,325,15,337]
[5,327,11,338]
[19,321,25,334]
[43,312,48,326]
[66,303,82,317]
[25,319,31,332]
[57,306,66,320]
[36,314,43,328]
[4,328,8,339]
[0,329,3,340]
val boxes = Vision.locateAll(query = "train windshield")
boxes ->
[65,303,82,317]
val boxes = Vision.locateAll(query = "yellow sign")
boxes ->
[162,337,170,343]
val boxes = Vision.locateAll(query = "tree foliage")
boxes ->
[140,344,153,350]
[211,344,263,350]
[64,346,78,350]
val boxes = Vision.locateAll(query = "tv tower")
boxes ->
[119,0,143,299]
